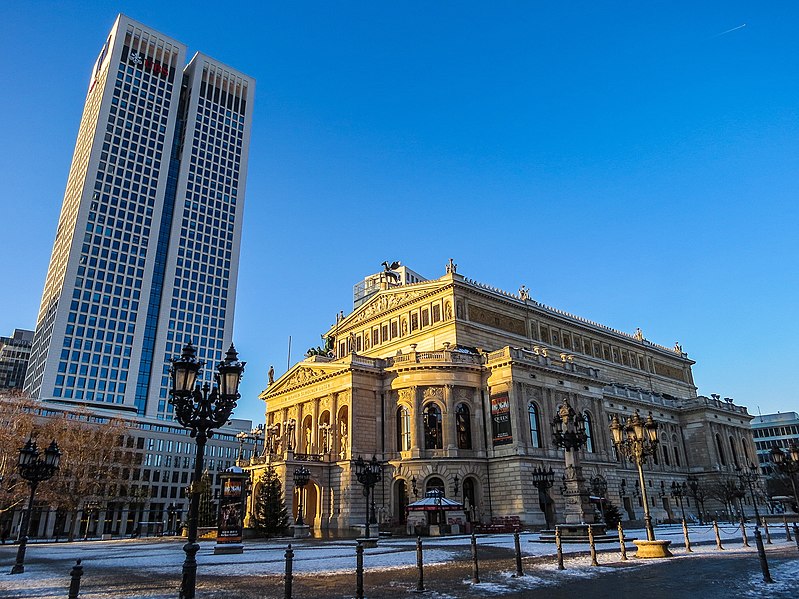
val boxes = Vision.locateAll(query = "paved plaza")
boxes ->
[0,524,796,598]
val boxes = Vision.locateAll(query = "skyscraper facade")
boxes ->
[25,14,254,419]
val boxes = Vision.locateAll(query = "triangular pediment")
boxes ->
[333,279,450,333]
[259,358,348,399]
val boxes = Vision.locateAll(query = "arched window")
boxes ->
[319,410,331,454]
[583,411,594,453]
[674,447,681,467]
[456,404,472,449]
[663,445,670,466]
[715,434,726,466]
[741,438,751,464]
[729,436,739,468]
[462,477,477,520]
[423,404,443,449]
[528,403,541,448]
[396,406,411,451]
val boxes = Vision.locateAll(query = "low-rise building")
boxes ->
[251,262,757,535]
[0,329,33,392]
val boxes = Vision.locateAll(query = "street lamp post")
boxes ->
[10,438,61,574]
[736,463,762,525]
[770,443,799,509]
[670,482,687,522]
[590,475,608,525]
[293,467,311,526]
[531,466,555,529]
[610,411,672,558]
[354,456,382,539]
[550,399,596,528]
[169,342,245,599]
[167,503,178,535]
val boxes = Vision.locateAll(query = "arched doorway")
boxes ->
[394,479,408,523]
[462,477,478,523]
[293,480,320,528]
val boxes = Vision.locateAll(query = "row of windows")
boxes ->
[753,425,799,438]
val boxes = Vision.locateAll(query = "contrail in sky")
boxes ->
[712,23,747,38]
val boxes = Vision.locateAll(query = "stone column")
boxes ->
[412,387,423,458]
[445,385,457,455]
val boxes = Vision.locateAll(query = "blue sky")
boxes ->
[1,2,797,424]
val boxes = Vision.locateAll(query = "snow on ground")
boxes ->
[0,524,793,598]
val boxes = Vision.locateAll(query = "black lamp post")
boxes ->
[686,475,706,524]
[550,399,594,526]
[590,475,608,524]
[10,438,61,574]
[736,462,762,525]
[354,456,382,539]
[167,503,178,535]
[169,342,245,599]
[610,411,660,541]
[670,481,687,522]
[293,467,311,526]
[531,466,555,529]
[770,443,799,509]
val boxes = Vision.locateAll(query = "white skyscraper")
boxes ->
[25,14,255,419]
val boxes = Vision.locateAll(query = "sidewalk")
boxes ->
[0,525,795,598]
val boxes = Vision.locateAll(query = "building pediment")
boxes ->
[333,280,449,333]
[259,359,348,399]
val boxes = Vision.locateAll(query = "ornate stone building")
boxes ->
[250,262,756,533]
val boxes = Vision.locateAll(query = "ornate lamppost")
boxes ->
[770,443,799,509]
[169,342,245,599]
[167,503,178,535]
[686,475,706,524]
[736,462,762,525]
[590,475,608,524]
[354,456,382,539]
[293,467,311,527]
[610,411,672,557]
[10,438,61,574]
[670,481,687,522]
[531,466,555,529]
[551,399,598,531]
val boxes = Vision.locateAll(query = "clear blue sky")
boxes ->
[1,2,797,424]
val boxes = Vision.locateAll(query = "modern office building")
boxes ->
[24,14,255,419]
[0,329,34,391]
[0,395,256,539]
[752,412,799,474]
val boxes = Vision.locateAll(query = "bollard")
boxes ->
[415,536,425,592]
[555,526,565,570]
[713,520,724,550]
[682,519,693,553]
[740,518,750,547]
[356,541,364,599]
[763,518,772,544]
[784,515,792,542]
[754,527,774,584]
[617,522,627,561]
[513,531,524,577]
[284,544,293,599]
[588,524,598,566]
[68,559,83,599]
[793,524,799,552]
[470,533,480,584]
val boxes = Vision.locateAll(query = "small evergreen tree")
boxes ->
[197,471,217,527]
[253,467,289,537]
[601,500,623,529]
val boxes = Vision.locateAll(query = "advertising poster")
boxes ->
[490,393,513,446]
[217,477,244,544]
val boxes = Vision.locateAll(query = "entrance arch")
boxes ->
[293,480,320,528]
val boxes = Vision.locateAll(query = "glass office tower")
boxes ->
[25,14,255,419]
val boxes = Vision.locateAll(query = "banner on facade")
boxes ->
[490,393,513,446]
[217,476,244,544]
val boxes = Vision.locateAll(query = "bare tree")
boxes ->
[707,477,745,522]
[0,396,38,534]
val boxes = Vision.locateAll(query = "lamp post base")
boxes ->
[633,539,673,558]
[292,524,311,538]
